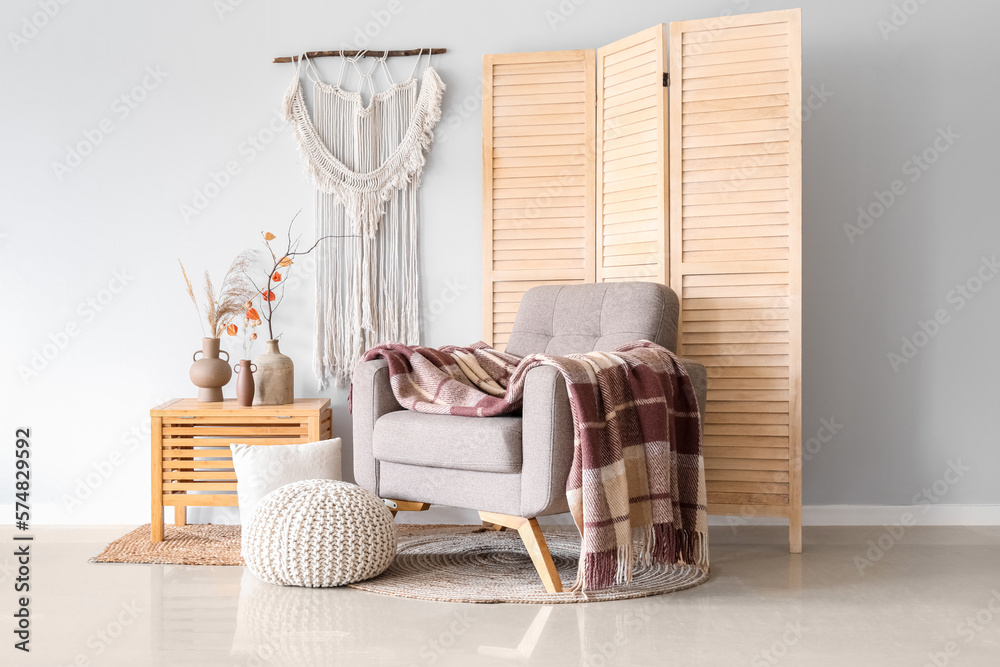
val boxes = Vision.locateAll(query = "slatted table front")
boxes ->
[149,398,332,541]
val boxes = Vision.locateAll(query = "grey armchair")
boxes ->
[352,282,707,592]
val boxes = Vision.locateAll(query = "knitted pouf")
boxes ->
[243,479,397,587]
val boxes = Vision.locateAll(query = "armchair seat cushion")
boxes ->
[372,411,523,474]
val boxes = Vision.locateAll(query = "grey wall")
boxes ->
[2,0,996,524]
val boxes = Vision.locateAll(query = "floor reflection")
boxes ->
[141,530,827,666]
[223,568,729,666]
[150,565,242,666]
[477,606,554,661]
[17,525,1000,666]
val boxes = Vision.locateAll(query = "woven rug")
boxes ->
[92,524,243,566]
[93,524,709,603]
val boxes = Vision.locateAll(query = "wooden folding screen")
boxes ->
[669,9,801,551]
[596,25,669,283]
[482,9,801,550]
[482,50,596,348]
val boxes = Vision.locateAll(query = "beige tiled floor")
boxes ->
[2,525,999,666]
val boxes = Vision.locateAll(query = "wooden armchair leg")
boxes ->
[383,499,430,518]
[479,511,562,594]
[517,519,563,594]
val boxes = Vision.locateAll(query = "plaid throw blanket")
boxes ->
[355,340,708,591]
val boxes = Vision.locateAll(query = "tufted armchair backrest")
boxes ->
[503,282,680,357]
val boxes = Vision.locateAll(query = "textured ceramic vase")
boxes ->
[234,360,257,407]
[253,339,293,405]
[190,337,232,402]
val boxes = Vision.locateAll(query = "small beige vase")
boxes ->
[253,339,293,405]
[189,337,232,402]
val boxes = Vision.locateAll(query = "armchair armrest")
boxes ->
[678,357,708,427]
[351,359,403,494]
[520,365,574,518]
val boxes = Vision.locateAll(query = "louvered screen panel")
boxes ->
[483,51,597,348]
[597,25,668,283]
[669,9,802,550]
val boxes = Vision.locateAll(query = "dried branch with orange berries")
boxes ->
[225,301,263,360]
[239,213,355,341]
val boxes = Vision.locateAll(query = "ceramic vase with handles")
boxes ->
[189,337,232,402]
[253,339,293,405]
[234,360,257,407]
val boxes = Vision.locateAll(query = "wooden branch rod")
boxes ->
[273,48,447,64]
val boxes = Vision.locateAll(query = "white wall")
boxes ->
[2,0,998,526]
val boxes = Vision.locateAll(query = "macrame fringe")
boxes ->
[283,68,445,237]
[283,63,444,389]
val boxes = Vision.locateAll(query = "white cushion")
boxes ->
[230,438,342,526]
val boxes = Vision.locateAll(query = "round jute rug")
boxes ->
[347,524,710,604]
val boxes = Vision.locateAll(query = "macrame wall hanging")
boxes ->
[281,49,445,388]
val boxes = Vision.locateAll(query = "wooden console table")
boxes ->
[150,398,332,541]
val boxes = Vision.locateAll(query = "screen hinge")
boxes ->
[663,72,669,87]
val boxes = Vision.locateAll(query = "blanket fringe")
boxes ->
[636,524,656,567]
[675,529,710,569]
[616,543,632,585]
[652,523,675,565]
[571,549,619,592]
[569,526,709,592]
